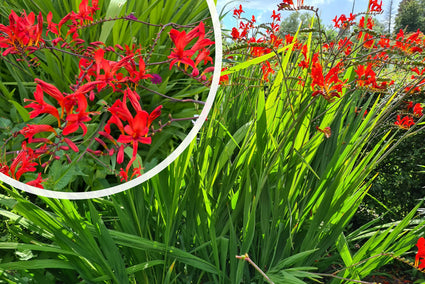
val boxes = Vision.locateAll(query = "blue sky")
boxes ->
[216,0,402,32]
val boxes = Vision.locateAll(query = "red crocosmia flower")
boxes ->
[189,22,214,53]
[416,237,425,269]
[0,10,44,56]
[26,173,44,188]
[168,22,214,70]
[130,163,143,180]
[105,99,133,134]
[368,0,383,13]
[20,124,56,142]
[338,37,353,55]
[413,103,423,117]
[168,29,196,69]
[333,14,355,29]
[310,54,346,102]
[76,0,99,22]
[220,68,230,85]
[61,0,99,29]
[261,61,275,82]
[9,142,38,180]
[394,115,415,130]
[119,167,128,182]
[116,105,162,167]
[271,10,281,22]
[378,36,390,48]
[126,57,153,84]
[34,78,65,112]
[394,29,423,54]
[195,48,213,67]
[0,163,10,177]
[354,63,388,89]
[117,111,152,146]
[46,11,59,36]
[231,27,241,40]
[93,48,132,91]
[233,5,244,18]
[24,85,61,126]
[62,93,97,136]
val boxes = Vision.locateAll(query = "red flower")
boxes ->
[168,29,196,69]
[116,105,162,169]
[220,67,229,85]
[26,173,44,188]
[62,93,97,136]
[24,85,61,126]
[394,115,414,130]
[233,5,244,18]
[368,0,383,13]
[20,124,56,142]
[413,103,423,117]
[105,99,132,134]
[189,22,215,53]
[271,10,281,22]
[46,11,59,36]
[310,54,346,102]
[126,57,153,84]
[9,142,38,180]
[75,0,99,23]
[416,237,425,269]
[93,48,132,91]
[168,22,214,70]
[0,10,44,56]
[231,27,240,40]
[333,13,356,29]
[261,61,275,82]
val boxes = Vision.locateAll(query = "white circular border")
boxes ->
[0,0,222,199]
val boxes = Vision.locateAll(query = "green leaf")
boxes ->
[99,0,128,43]
[0,259,74,270]
[8,100,30,122]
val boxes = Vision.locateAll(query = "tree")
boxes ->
[279,11,323,35]
[395,0,425,33]
[384,0,394,34]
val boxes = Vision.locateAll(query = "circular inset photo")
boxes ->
[0,0,222,199]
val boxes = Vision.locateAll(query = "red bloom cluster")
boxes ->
[0,142,44,187]
[394,115,415,130]
[332,13,356,29]
[0,1,215,187]
[0,10,44,56]
[355,63,393,90]
[368,0,383,13]
[168,22,215,84]
[228,6,284,82]
[310,55,346,102]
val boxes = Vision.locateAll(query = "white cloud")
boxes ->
[216,0,278,15]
